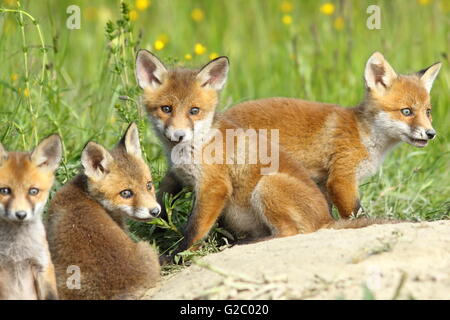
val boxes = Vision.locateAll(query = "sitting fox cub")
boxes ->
[0,135,62,299]
[224,52,441,217]
[136,51,393,258]
[46,123,160,299]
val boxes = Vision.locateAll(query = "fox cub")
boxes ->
[224,52,442,218]
[0,135,62,300]
[46,123,160,299]
[136,50,389,258]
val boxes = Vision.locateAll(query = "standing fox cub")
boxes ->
[225,52,442,218]
[0,135,62,300]
[46,123,160,300]
[136,50,392,257]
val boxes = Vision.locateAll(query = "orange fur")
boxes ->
[224,53,440,218]
[0,153,55,213]
[135,52,341,258]
[46,124,160,299]
[136,52,428,258]
[0,135,62,300]
[144,69,218,123]
[173,118,334,253]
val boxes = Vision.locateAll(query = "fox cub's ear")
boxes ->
[0,143,8,166]
[417,62,441,93]
[30,134,63,172]
[81,142,113,181]
[118,123,142,159]
[197,56,229,90]
[364,52,397,95]
[135,49,168,90]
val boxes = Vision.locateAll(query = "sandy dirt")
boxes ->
[144,220,450,300]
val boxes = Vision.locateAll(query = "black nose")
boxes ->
[426,129,436,139]
[15,211,27,220]
[150,207,161,217]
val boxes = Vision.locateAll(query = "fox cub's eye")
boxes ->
[0,188,11,195]
[161,105,172,114]
[146,181,153,190]
[28,188,39,196]
[120,189,134,199]
[426,109,432,117]
[401,108,413,116]
[189,107,200,115]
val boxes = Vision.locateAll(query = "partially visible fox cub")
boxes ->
[46,123,160,300]
[0,135,62,300]
[136,50,392,258]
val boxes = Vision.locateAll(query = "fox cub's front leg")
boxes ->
[326,170,361,218]
[174,177,232,256]
[33,262,59,300]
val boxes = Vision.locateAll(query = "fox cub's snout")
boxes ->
[136,49,229,145]
[365,52,441,148]
[81,123,160,221]
[0,135,62,223]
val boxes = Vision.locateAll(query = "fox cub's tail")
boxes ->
[324,218,403,230]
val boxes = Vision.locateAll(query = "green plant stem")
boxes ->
[1,4,48,143]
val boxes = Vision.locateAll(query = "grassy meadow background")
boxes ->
[0,0,449,262]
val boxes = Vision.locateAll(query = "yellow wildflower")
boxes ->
[320,3,335,15]
[209,52,219,60]
[191,8,205,22]
[282,14,293,25]
[23,88,30,97]
[185,54,193,60]
[154,40,165,51]
[157,34,169,45]
[11,73,18,82]
[333,17,345,30]
[135,0,151,11]
[418,0,431,4]
[129,10,139,21]
[280,1,293,13]
[194,43,207,55]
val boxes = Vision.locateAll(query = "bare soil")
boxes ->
[144,220,450,300]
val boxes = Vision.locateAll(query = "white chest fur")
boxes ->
[169,141,203,187]
[357,122,400,182]
[0,220,49,269]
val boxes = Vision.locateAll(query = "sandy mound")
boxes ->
[145,220,450,300]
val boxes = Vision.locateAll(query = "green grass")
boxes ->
[0,0,449,264]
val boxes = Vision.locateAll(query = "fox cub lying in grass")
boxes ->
[46,123,160,299]
[0,135,62,299]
